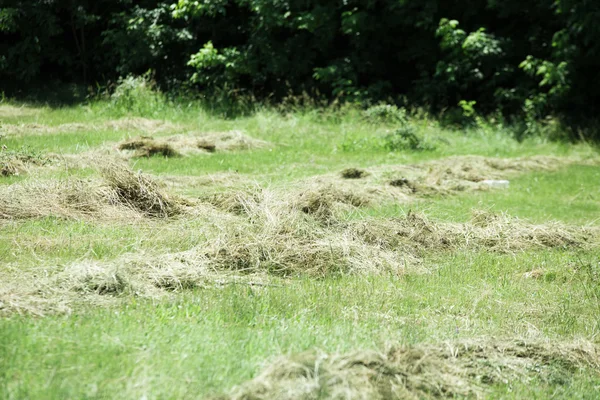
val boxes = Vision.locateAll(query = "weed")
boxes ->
[363,104,407,125]
[383,125,436,152]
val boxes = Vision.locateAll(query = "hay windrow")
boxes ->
[302,155,599,202]
[0,163,184,220]
[351,211,594,254]
[118,136,180,158]
[225,339,600,400]
[0,147,51,176]
[116,131,269,158]
[0,117,181,137]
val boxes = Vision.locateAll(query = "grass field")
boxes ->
[1,99,600,399]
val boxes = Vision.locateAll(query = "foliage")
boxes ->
[106,73,168,117]
[362,104,408,125]
[383,125,436,152]
[2,0,600,139]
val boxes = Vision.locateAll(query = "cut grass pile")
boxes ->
[0,161,182,219]
[330,155,593,199]
[0,146,50,176]
[0,117,180,137]
[225,339,600,399]
[1,190,595,315]
[117,131,269,158]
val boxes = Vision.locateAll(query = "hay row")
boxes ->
[0,117,179,136]
[1,189,594,316]
[224,339,600,399]
[0,162,182,219]
[117,131,269,158]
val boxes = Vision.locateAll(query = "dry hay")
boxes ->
[1,192,595,315]
[0,104,40,118]
[201,190,415,276]
[341,168,369,179]
[116,131,269,158]
[103,117,179,133]
[225,339,600,399]
[1,147,51,176]
[0,117,180,137]
[118,136,180,158]
[305,155,594,202]
[352,210,594,255]
[0,162,183,220]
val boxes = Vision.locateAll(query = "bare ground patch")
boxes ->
[223,339,600,399]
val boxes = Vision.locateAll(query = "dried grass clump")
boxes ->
[202,188,265,215]
[226,339,600,400]
[0,122,88,136]
[116,131,269,158]
[199,190,415,276]
[294,185,373,223]
[1,118,181,137]
[0,163,183,220]
[340,168,368,179]
[352,211,594,255]
[0,180,95,219]
[118,136,180,157]
[101,163,181,217]
[104,117,179,133]
[0,147,50,176]
[201,130,270,151]
[0,158,23,176]
[57,263,132,295]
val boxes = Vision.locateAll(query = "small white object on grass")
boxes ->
[481,179,510,189]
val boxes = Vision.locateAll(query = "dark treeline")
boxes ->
[1,1,599,134]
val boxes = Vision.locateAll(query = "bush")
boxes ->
[109,73,166,116]
[363,104,408,125]
[383,126,436,152]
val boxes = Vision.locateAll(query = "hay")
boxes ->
[0,105,40,118]
[0,147,50,176]
[57,262,132,295]
[0,163,183,220]
[118,136,180,158]
[297,155,594,204]
[116,131,269,158]
[100,162,181,217]
[104,117,179,133]
[352,211,594,255]
[341,168,369,179]
[226,339,600,399]
[0,117,180,137]
[201,190,414,276]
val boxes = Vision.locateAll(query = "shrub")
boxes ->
[363,104,407,125]
[383,125,436,152]
[109,73,165,116]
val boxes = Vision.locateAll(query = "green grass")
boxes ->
[357,164,600,224]
[1,99,599,399]
[2,250,600,399]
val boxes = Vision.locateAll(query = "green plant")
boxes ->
[363,104,407,125]
[383,125,436,152]
[109,72,165,115]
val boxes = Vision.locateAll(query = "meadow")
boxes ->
[1,97,599,399]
